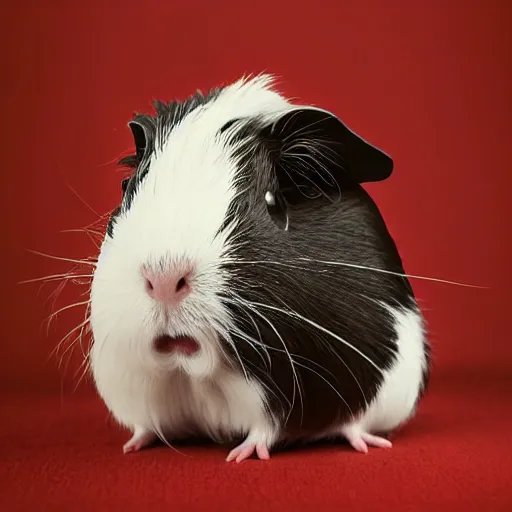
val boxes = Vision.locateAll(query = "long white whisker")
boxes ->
[227,295,355,418]
[58,311,92,372]
[48,316,91,363]
[291,359,354,419]
[45,279,68,310]
[255,285,369,407]
[224,295,345,381]
[73,347,92,392]
[20,274,93,285]
[60,227,103,250]
[228,292,304,426]
[46,299,91,324]
[223,331,251,383]
[223,300,272,370]
[221,258,330,274]
[77,302,92,358]
[58,332,83,369]
[230,325,272,372]
[61,228,103,237]
[27,249,97,267]
[241,358,291,414]
[230,293,360,415]
[238,298,382,373]
[299,257,485,288]
[227,257,483,289]
[147,409,188,457]
[65,181,101,219]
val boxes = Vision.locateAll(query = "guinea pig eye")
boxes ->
[121,177,130,193]
[265,191,289,231]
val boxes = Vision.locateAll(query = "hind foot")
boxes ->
[342,425,392,454]
[123,426,158,454]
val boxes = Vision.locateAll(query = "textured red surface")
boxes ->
[1,1,511,510]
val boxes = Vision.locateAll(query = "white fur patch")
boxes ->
[90,75,287,443]
[347,305,427,434]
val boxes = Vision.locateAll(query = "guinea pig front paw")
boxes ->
[226,425,275,464]
[226,440,270,463]
[122,426,158,454]
[341,425,392,454]
[226,429,274,463]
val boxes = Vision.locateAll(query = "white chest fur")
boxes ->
[91,347,273,445]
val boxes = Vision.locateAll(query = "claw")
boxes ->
[342,427,392,454]
[226,440,270,463]
[123,427,157,454]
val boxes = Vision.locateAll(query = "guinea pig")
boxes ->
[89,74,430,463]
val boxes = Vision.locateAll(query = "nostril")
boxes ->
[145,278,154,292]
[176,277,187,292]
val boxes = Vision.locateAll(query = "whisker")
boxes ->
[19,273,93,285]
[61,228,104,237]
[27,249,97,267]
[227,257,484,289]
[147,408,188,457]
[73,349,92,392]
[224,295,355,419]
[223,301,272,371]
[59,336,79,383]
[72,309,93,390]
[46,299,91,329]
[230,325,272,372]
[241,357,291,414]
[291,359,354,419]
[238,297,382,373]
[60,227,103,250]
[58,332,84,369]
[223,331,251,383]
[254,285,369,407]
[228,292,304,426]
[221,257,330,274]
[48,316,91,363]
[65,181,101,218]
[298,257,485,288]
[45,279,68,309]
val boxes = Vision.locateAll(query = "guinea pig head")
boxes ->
[89,75,393,388]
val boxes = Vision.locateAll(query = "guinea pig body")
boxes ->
[89,75,430,462]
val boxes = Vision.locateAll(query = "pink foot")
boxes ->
[342,427,392,454]
[226,440,270,463]
[123,426,158,454]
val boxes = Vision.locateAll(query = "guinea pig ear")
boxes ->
[127,114,155,163]
[265,107,393,193]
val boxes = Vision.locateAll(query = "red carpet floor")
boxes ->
[2,368,511,511]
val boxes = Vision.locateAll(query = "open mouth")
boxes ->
[153,335,200,356]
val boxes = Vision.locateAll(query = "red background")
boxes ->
[1,1,511,511]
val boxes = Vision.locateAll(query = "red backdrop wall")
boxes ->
[2,1,509,393]
[1,2,511,510]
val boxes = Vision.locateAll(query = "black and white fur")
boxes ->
[90,75,430,460]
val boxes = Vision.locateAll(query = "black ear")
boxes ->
[263,107,393,201]
[127,114,156,163]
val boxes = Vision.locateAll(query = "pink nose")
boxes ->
[142,267,192,306]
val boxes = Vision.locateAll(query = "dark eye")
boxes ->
[121,177,130,193]
[265,190,289,231]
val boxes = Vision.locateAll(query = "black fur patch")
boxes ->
[216,116,428,438]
